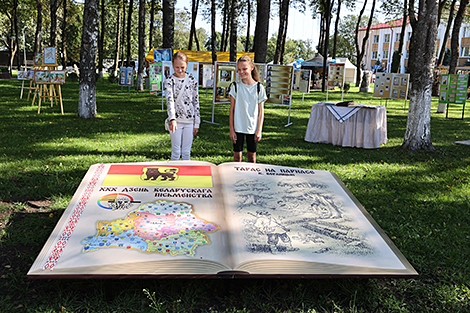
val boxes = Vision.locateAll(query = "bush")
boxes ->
[343,83,351,93]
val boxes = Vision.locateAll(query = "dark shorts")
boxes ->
[233,132,257,153]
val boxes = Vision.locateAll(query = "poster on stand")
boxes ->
[187,62,200,86]
[149,62,163,94]
[373,73,393,98]
[265,64,294,105]
[299,69,311,93]
[439,74,467,105]
[202,64,214,88]
[119,67,135,86]
[213,62,237,104]
[328,63,345,88]
[390,74,409,100]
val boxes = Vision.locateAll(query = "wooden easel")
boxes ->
[30,47,65,114]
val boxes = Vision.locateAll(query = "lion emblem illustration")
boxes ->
[141,167,179,182]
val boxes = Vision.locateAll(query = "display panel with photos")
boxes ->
[119,67,135,86]
[328,63,345,88]
[149,62,163,93]
[373,73,392,98]
[439,74,468,105]
[293,69,312,93]
[390,74,409,100]
[373,73,409,100]
[202,64,214,88]
[213,62,237,104]
[265,64,294,105]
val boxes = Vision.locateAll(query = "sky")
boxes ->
[175,0,381,48]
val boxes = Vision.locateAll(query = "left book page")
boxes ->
[28,161,233,278]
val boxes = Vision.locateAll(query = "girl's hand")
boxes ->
[230,130,237,144]
[255,131,262,143]
[169,120,177,133]
[193,128,199,136]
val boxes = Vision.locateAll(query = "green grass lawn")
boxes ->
[0,76,469,312]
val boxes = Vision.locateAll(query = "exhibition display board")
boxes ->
[373,73,409,100]
[439,73,468,119]
[293,69,312,93]
[265,64,294,106]
[28,161,417,279]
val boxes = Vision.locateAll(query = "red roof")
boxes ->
[358,17,410,31]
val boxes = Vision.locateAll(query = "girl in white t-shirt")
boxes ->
[229,55,267,163]
[164,51,200,160]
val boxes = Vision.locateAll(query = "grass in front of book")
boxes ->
[0,77,469,312]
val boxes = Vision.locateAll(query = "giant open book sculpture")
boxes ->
[28,161,417,279]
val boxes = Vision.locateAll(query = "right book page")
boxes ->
[217,162,417,277]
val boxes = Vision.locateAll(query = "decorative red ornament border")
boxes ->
[42,163,106,271]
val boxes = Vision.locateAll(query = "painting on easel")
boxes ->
[43,47,57,66]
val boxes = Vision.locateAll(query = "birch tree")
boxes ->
[401,0,439,151]
[78,0,99,119]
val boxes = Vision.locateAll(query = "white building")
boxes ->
[357,17,470,73]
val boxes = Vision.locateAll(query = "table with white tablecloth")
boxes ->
[304,103,387,149]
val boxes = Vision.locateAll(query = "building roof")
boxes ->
[358,17,410,32]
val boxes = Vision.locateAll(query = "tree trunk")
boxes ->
[318,12,324,54]
[162,0,175,48]
[401,0,439,151]
[354,0,375,87]
[449,0,469,74]
[34,0,43,54]
[50,0,58,47]
[113,4,122,76]
[78,0,99,119]
[437,0,455,67]
[253,0,270,63]
[13,0,21,69]
[221,0,229,52]
[229,0,238,61]
[321,0,333,92]
[126,0,134,66]
[149,0,155,48]
[61,0,68,67]
[98,0,105,78]
[211,0,217,63]
[120,1,126,62]
[274,0,289,64]
[189,0,198,50]
[136,0,146,91]
[395,0,407,73]
[332,0,341,59]
[245,0,251,52]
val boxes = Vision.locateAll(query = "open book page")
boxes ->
[28,161,233,277]
[217,163,416,276]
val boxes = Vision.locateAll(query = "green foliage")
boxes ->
[343,82,351,92]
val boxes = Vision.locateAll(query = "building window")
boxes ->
[463,27,470,38]
[372,51,378,59]
[383,50,389,59]
[395,33,401,42]
[461,46,470,57]
[384,34,390,43]
[407,32,412,40]
[406,50,409,58]
[373,35,379,43]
